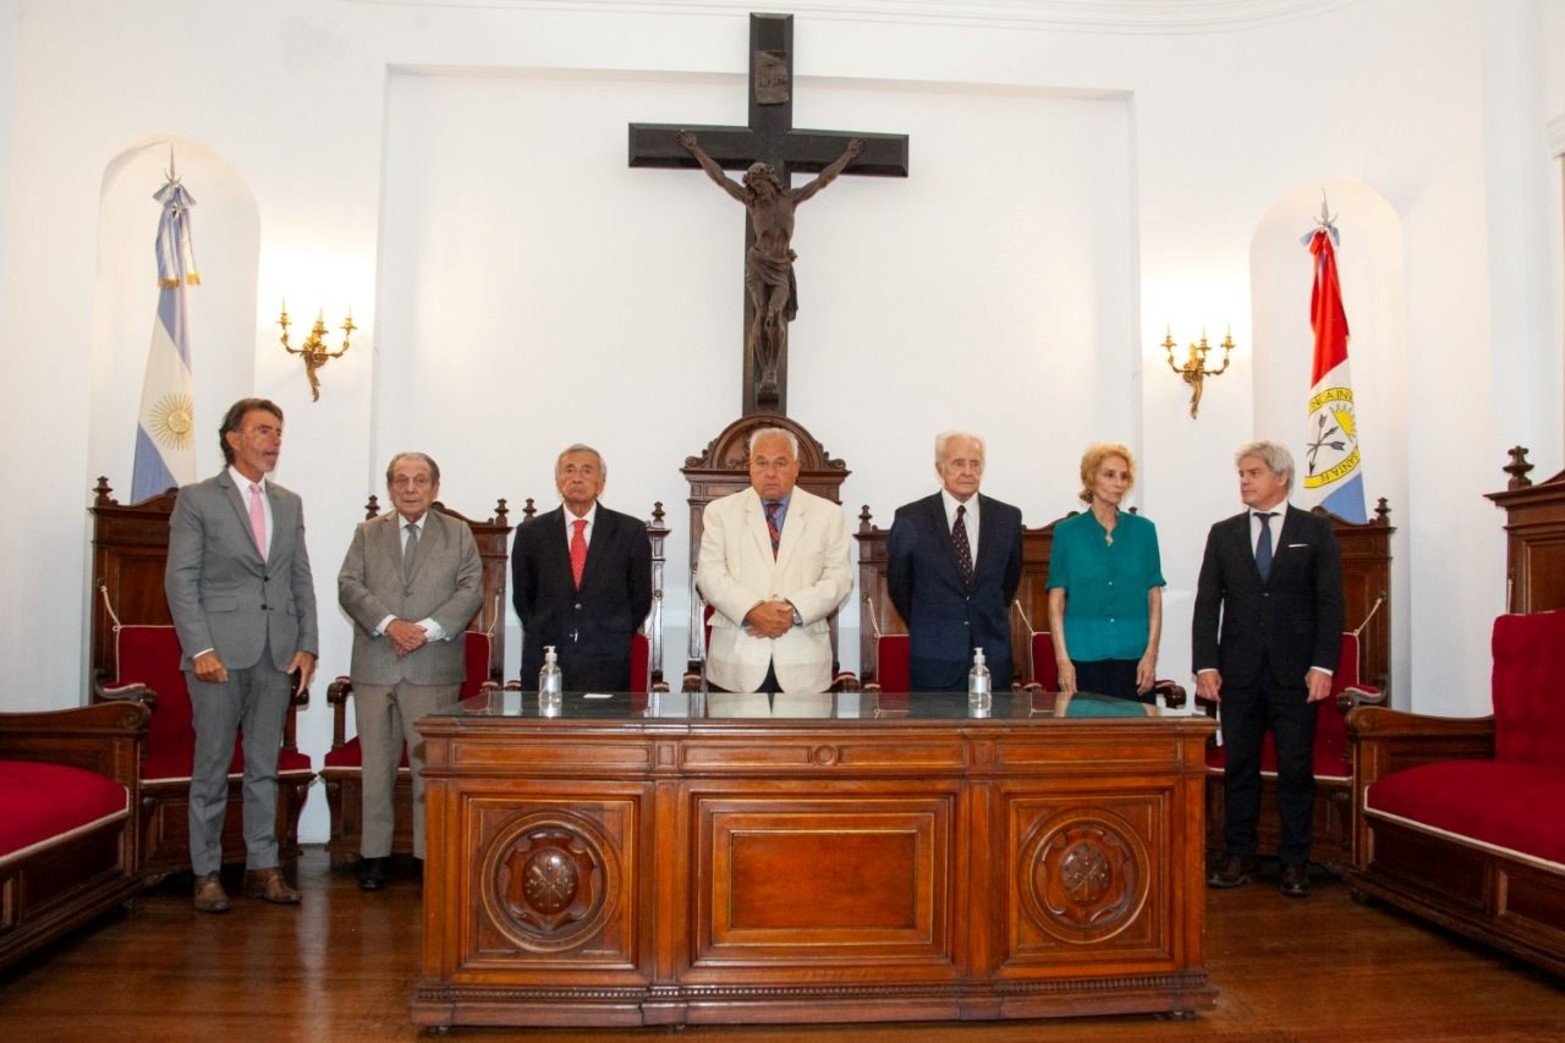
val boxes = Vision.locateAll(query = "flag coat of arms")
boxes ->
[1302,222,1367,523]
[131,173,199,501]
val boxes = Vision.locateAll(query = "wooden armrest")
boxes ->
[651,681,671,694]
[831,671,861,693]
[1347,706,1496,786]
[1336,684,1385,711]
[0,701,151,786]
[1152,679,1186,710]
[92,677,158,712]
[681,671,703,694]
[862,681,883,694]
[326,676,354,706]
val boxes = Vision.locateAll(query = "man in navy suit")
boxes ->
[887,431,1024,691]
[511,444,652,692]
[1194,440,1343,898]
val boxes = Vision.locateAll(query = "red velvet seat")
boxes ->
[0,760,129,861]
[1365,760,1565,867]
[94,623,313,879]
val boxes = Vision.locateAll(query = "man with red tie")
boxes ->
[511,445,652,692]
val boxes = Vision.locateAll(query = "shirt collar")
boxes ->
[565,502,598,528]
[228,465,265,493]
[941,488,976,517]
[398,510,429,532]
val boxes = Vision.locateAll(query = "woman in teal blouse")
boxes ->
[1046,444,1164,703]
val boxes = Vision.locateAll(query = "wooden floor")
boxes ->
[4,848,1562,1041]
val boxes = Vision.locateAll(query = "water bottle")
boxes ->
[968,647,992,717]
[538,645,563,717]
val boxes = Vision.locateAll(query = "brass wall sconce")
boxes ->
[279,303,355,402]
[1163,326,1236,418]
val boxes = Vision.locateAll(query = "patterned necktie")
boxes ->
[952,504,974,588]
[247,483,267,561]
[570,518,588,588]
[763,501,782,558]
[403,521,419,582]
[1255,512,1275,583]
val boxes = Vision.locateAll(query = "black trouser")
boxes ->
[1219,655,1318,865]
[1072,658,1148,704]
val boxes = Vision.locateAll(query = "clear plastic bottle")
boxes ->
[538,645,563,717]
[968,646,992,717]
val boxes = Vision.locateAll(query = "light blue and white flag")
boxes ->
[1301,210,1367,523]
[131,171,199,501]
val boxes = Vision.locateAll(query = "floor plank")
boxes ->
[4,850,1562,1040]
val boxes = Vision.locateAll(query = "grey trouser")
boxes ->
[353,680,458,860]
[186,652,292,876]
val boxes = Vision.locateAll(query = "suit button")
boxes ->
[574,603,582,610]
[261,604,269,611]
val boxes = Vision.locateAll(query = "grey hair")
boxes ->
[385,451,440,486]
[934,430,986,463]
[1236,440,1294,491]
[555,443,606,478]
[748,427,799,458]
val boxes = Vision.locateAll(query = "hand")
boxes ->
[676,130,697,151]
[1136,653,1157,695]
[287,651,316,696]
[1195,670,1223,704]
[1305,667,1334,703]
[385,619,428,658]
[743,600,794,639]
[193,651,228,684]
[1055,658,1077,696]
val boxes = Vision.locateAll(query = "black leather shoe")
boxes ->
[357,857,389,892]
[1280,862,1311,898]
[1207,854,1260,889]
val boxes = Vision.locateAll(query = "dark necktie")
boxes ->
[764,501,782,558]
[1255,512,1275,583]
[403,522,419,582]
[952,504,974,588]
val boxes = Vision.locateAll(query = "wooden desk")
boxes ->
[411,691,1217,1028]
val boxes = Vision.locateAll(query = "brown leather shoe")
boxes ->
[1206,854,1260,889]
[193,872,230,914]
[1280,862,1311,898]
[242,867,301,905]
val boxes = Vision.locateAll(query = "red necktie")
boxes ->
[764,501,782,558]
[570,518,588,588]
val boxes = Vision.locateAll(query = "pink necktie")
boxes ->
[569,518,588,588]
[248,482,267,561]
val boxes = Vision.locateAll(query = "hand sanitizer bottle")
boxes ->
[968,647,992,716]
[539,645,563,717]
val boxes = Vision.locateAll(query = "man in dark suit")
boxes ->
[512,444,652,691]
[1194,440,1343,898]
[165,398,318,913]
[338,452,482,890]
[887,431,1024,691]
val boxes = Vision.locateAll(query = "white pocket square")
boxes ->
[1286,542,1309,548]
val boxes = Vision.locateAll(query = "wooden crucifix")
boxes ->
[630,12,909,416]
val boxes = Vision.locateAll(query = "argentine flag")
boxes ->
[131,174,199,501]
[1301,223,1367,523]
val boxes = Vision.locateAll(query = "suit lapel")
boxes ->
[971,494,994,581]
[745,492,775,566]
[546,508,577,591]
[218,471,265,564]
[930,494,966,584]
[379,512,405,581]
[774,495,806,574]
[577,508,608,592]
[408,511,444,583]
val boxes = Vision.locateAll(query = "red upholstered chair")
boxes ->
[1013,600,1186,709]
[1198,627,1384,872]
[322,629,494,867]
[1350,610,1565,976]
[0,700,149,972]
[93,622,313,881]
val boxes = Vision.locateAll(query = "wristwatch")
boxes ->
[790,603,803,628]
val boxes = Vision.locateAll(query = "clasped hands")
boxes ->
[742,600,796,640]
[384,619,430,658]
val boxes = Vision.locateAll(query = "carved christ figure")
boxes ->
[676,130,864,407]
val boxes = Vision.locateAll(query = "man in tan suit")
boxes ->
[338,452,482,890]
[697,427,852,693]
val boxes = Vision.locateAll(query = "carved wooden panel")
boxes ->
[1486,455,1565,613]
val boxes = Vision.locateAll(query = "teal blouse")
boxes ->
[1045,510,1164,662]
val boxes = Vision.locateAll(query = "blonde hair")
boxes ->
[1078,443,1135,504]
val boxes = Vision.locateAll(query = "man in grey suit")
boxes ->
[338,452,482,890]
[166,398,318,914]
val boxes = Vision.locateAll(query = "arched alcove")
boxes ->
[1250,179,1408,703]
[87,137,260,490]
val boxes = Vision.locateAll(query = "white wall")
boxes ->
[1,0,1561,841]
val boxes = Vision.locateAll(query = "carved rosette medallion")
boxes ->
[480,815,618,953]
[1019,811,1149,944]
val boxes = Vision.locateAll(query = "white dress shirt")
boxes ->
[564,502,598,548]
[941,488,979,564]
